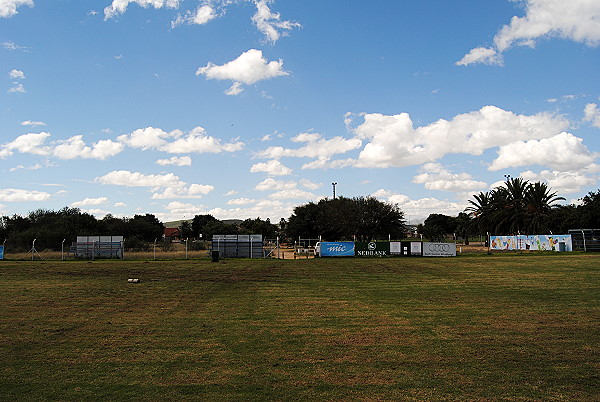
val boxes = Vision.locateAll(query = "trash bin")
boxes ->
[211,250,220,262]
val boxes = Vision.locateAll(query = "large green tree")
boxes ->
[286,196,405,241]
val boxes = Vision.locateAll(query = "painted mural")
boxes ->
[490,235,573,252]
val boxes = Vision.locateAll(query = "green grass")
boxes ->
[0,254,599,400]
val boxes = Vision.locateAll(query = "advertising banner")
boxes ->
[390,241,402,254]
[422,242,456,257]
[490,235,572,251]
[355,241,390,257]
[0,245,3,260]
[411,242,422,256]
[319,242,355,257]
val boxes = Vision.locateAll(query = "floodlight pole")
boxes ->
[154,238,157,260]
[32,239,36,261]
[185,238,189,259]
[61,239,65,261]
[332,182,337,199]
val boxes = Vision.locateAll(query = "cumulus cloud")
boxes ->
[196,49,288,95]
[117,126,244,153]
[21,120,46,127]
[250,159,292,176]
[412,163,488,192]
[96,170,214,200]
[300,179,322,190]
[252,0,301,43]
[254,177,297,191]
[104,0,180,20]
[520,169,597,194]
[0,0,33,18]
[0,188,51,202]
[71,197,109,207]
[458,0,600,65]
[456,47,502,66]
[9,69,25,79]
[372,189,463,221]
[227,198,257,205]
[156,156,192,166]
[8,83,25,93]
[584,103,600,128]
[171,4,217,27]
[268,188,318,200]
[349,106,569,168]
[256,132,362,169]
[489,132,596,171]
[52,136,124,160]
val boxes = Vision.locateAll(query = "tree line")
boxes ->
[1,181,598,252]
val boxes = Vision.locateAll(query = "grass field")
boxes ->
[0,254,598,400]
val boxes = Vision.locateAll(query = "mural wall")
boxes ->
[489,235,573,252]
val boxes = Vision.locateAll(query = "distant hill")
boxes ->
[163,218,243,228]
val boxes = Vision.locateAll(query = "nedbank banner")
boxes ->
[422,242,456,257]
[355,242,390,257]
[319,242,355,257]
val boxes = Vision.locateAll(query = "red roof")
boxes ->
[164,228,180,237]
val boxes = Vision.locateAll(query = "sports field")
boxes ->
[0,254,598,400]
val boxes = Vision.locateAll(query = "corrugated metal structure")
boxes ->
[568,229,600,252]
[211,235,263,258]
[70,236,124,259]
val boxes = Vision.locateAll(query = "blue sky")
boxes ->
[1,0,599,223]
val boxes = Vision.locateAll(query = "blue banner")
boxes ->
[318,242,355,257]
[0,245,3,260]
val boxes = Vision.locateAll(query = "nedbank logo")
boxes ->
[368,242,376,250]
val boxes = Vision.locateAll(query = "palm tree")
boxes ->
[524,181,565,233]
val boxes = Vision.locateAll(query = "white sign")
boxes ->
[422,242,456,257]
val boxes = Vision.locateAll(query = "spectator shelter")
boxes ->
[70,236,124,259]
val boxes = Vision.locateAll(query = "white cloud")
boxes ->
[0,188,51,202]
[2,41,26,50]
[163,201,206,217]
[251,0,301,43]
[224,82,244,96]
[227,198,257,205]
[0,0,33,18]
[96,170,214,200]
[156,156,192,166]
[520,169,596,194]
[104,0,180,20]
[372,189,463,221]
[21,120,46,127]
[584,103,600,128]
[208,199,296,221]
[224,190,238,196]
[256,132,362,169]
[459,0,600,65]
[196,49,288,95]
[9,69,25,79]
[300,179,322,190]
[114,202,127,207]
[489,132,596,171]
[52,136,124,160]
[412,163,488,192]
[9,163,42,172]
[71,197,109,207]
[118,126,244,153]
[8,83,25,93]
[456,47,502,66]
[171,4,216,27]
[255,178,297,191]
[1,132,50,157]
[268,188,318,200]
[350,106,569,168]
[250,159,292,176]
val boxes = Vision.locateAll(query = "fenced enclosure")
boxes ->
[211,234,263,258]
[70,236,124,259]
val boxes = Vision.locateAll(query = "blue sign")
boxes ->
[319,242,355,257]
[0,245,3,260]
